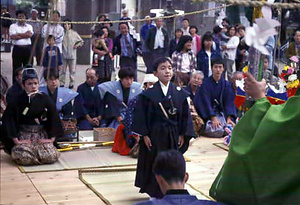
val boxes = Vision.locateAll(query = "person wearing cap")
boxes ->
[28,8,43,65]
[136,150,223,205]
[120,10,131,21]
[1,68,63,165]
[9,10,33,83]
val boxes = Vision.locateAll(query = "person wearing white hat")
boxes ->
[28,8,43,65]
[141,73,158,90]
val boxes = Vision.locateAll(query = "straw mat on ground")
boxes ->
[18,147,137,173]
[78,166,212,205]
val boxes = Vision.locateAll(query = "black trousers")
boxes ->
[120,56,137,81]
[30,34,43,65]
[12,45,31,82]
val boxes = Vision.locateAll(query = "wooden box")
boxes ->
[93,127,116,142]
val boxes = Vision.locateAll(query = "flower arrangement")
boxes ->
[280,56,300,98]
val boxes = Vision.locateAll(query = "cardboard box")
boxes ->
[93,127,116,142]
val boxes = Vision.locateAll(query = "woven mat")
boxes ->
[78,165,213,205]
[213,143,229,151]
[18,148,137,173]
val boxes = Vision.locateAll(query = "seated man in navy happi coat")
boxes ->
[194,58,236,137]
[39,68,78,119]
[98,67,142,129]
[74,68,103,130]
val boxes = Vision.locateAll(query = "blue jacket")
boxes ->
[136,190,224,205]
[140,23,155,41]
[196,48,221,79]
[113,33,141,61]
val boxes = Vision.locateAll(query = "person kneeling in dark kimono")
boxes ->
[132,57,195,199]
[136,150,224,205]
[1,68,63,165]
[98,67,142,129]
[74,68,103,130]
[194,58,236,138]
[39,68,78,141]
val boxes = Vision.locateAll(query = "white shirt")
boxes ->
[42,23,64,51]
[191,35,197,55]
[154,27,164,49]
[224,35,239,60]
[181,53,191,73]
[159,81,170,96]
[206,50,212,76]
[9,23,33,46]
[182,27,190,36]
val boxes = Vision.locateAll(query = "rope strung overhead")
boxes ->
[0,4,232,25]
[2,0,299,25]
[192,0,300,9]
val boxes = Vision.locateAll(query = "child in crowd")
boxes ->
[132,57,195,199]
[40,35,63,86]
[92,29,113,66]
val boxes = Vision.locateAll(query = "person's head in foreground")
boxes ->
[118,67,135,89]
[190,71,204,88]
[211,58,225,81]
[153,57,173,86]
[22,68,39,94]
[153,150,188,195]
[136,150,224,205]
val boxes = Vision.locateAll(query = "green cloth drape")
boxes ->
[210,88,300,204]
